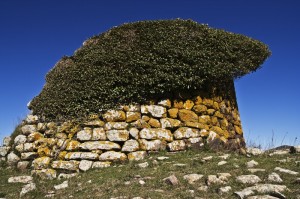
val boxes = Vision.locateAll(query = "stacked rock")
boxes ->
[2,94,245,179]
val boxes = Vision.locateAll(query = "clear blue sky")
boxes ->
[1,0,299,148]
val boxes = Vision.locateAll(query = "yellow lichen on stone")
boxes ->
[66,140,80,151]
[193,105,207,114]
[58,151,67,160]
[211,116,219,126]
[173,100,184,109]
[207,109,215,116]
[194,96,202,105]
[214,111,224,119]
[234,125,243,135]
[168,108,178,118]
[178,109,198,122]
[185,121,208,130]
[37,147,51,157]
[202,99,214,108]
[213,102,219,110]
[183,100,194,110]
[210,126,229,138]
[126,112,141,122]
[220,119,229,129]
[148,118,161,128]
[198,115,211,125]
[200,130,209,137]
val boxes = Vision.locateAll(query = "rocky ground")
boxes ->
[0,146,299,199]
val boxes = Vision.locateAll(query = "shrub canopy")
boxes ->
[29,19,271,121]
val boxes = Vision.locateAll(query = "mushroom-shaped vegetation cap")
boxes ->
[29,19,271,121]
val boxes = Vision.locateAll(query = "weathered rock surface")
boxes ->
[106,130,129,141]
[122,140,140,152]
[20,183,36,196]
[8,176,33,183]
[79,160,93,171]
[163,175,179,185]
[167,140,186,151]
[183,174,203,184]
[99,151,127,161]
[128,151,147,161]
[141,105,167,118]
[236,175,262,184]
[139,139,165,151]
[54,180,69,190]
[139,128,173,142]
[173,127,200,139]
[274,167,299,175]
[79,141,121,150]
[51,160,79,171]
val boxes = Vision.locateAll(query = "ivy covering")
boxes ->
[29,19,271,120]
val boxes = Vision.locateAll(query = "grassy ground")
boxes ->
[0,149,299,199]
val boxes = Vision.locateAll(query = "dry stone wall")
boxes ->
[0,93,245,179]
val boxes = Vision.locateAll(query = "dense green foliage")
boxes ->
[29,19,271,120]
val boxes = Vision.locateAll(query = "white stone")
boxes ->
[160,118,181,129]
[54,180,68,190]
[217,173,232,181]
[92,128,106,140]
[207,175,226,185]
[25,115,39,124]
[247,147,263,156]
[139,128,173,142]
[20,183,36,196]
[122,140,139,152]
[207,131,218,142]
[139,139,164,151]
[246,160,259,168]
[138,162,149,168]
[65,152,99,160]
[235,184,287,198]
[23,143,35,152]
[198,185,209,192]
[274,167,299,175]
[248,168,266,173]
[236,175,262,184]
[8,176,33,183]
[173,127,200,139]
[79,160,93,171]
[103,110,126,122]
[202,156,213,161]
[77,127,92,141]
[247,195,279,199]
[158,99,171,108]
[32,157,51,169]
[106,130,129,141]
[128,151,147,161]
[129,128,139,139]
[139,180,146,185]
[157,156,169,161]
[268,172,283,183]
[21,125,37,135]
[183,174,203,184]
[92,161,111,168]
[17,161,30,170]
[7,152,20,165]
[58,173,78,180]
[99,151,127,161]
[79,141,121,150]
[0,146,10,156]
[51,160,79,171]
[167,140,186,151]
[163,175,179,185]
[105,122,128,130]
[219,154,230,160]
[218,186,232,195]
[21,152,37,160]
[3,136,11,146]
[141,105,166,118]
[14,135,27,145]
[218,161,227,166]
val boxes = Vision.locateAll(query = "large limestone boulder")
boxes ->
[25,115,39,124]
[128,151,147,161]
[77,128,92,141]
[139,139,165,151]
[139,128,173,142]
[79,141,121,150]
[106,130,129,141]
[160,118,181,129]
[105,122,128,130]
[99,151,127,161]
[167,140,186,151]
[141,105,167,118]
[32,157,51,169]
[21,125,37,135]
[92,161,111,168]
[65,152,99,160]
[121,140,140,152]
[178,109,198,122]
[92,128,107,140]
[66,140,80,151]
[173,127,200,139]
[7,152,20,165]
[0,146,10,157]
[79,160,93,171]
[103,110,126,122]
[21,152,37,160]
[14,135,27,145]
[27,132,44,142]
[51,160,80,171]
